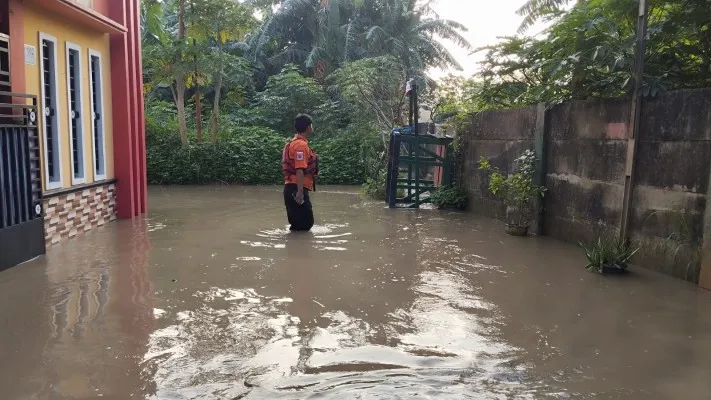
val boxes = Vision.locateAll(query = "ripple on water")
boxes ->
[240,241,286,249]
[144,287,301,399]
[141,217,564,399]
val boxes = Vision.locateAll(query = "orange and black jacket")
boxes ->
[282,134,318,191]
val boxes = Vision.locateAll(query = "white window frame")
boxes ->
[66,42,86,185]
[88,49,107,181]
[75,0,93,8]
[39,33,63,190]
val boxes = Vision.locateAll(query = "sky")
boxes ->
[428,0,551,79]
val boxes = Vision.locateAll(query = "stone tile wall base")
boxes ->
[44,183,117,246]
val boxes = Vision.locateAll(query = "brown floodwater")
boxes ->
[2,186,711,399]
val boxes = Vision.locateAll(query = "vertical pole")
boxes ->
[388,134,400,208]
[127,0,142,217]
[407,143,412,198]
[134,0,148,214]
[408,79,414,127]
[413,83,420,207]
[109,0,136,218]
[406,80,413,202]
[699,167,711,289]
[533,103,548,235]
[385,132,393,205]
[619,0,648,243]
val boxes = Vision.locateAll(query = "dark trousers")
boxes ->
[283,184,314,231]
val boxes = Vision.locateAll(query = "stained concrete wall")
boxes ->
[461,88,711,283]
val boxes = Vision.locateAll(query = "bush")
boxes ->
[312,132,381,185]
[146,114,382,186]
[147,124,285,185]
[361,170,388,200]
[429,184,469,210]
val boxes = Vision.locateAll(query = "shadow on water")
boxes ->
[1,186,711,399]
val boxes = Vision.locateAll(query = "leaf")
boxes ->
[621,76,631,89]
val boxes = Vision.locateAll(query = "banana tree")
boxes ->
[141,0,191,147]
[188,0,257,143]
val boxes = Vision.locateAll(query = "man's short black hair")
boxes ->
[295,114,313,133]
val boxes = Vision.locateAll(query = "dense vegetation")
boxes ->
[142,0,469,186]
[141,0,711,187]
[433,0,711,120]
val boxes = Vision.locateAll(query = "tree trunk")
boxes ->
[195,88,202,143]
[193,38,203,142]
[176,87,188,146]
[175,0,188,147]
[210,33,225,144]
[210,71,223,144]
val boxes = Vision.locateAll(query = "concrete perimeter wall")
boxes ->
[461,88,711,284]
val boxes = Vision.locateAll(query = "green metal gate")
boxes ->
[386,128,453,208]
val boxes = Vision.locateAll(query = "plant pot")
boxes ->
[505,223,529,236]
[599,263,628,274]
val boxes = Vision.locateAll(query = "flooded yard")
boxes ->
[2,186,711,399]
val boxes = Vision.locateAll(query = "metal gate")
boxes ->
[0,92,45,271]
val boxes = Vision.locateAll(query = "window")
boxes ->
[88,50,106,180]
[39,33,62,190]
[74,0,93,8]
[66,42,85,184]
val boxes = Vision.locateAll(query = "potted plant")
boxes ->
[478,150,546,236]
[580,236,639,274]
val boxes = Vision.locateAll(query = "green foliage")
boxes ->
[147,123,286,185]
[478,150,546,226]
[327,56,407,132]
[248,0,471,79]
[429,185,469,210]
[423,75,483,124]
[580,235,639,273]
[474,0,711,109]
[661,214,703,281]
[361,170,389,201]
[311,131,382,185]
[641,210,703,281]
[255,65,341,134]
[146,102,380,185]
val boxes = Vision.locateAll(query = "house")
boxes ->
[0,0,146,271]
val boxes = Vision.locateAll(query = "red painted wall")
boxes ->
[108,0,147,218]
[8,0,146,218]
[92,0,110,17]
[8,0,25,94]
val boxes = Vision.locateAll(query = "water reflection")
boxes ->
[0,218,154,399]
[139,206,551,399]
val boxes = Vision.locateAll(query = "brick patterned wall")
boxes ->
[44,183,117,246]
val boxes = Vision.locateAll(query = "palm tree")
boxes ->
[248,0,471,79]
[361,0,470,77]
[516,0,584,33]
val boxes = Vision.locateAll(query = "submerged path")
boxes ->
[1,186,711,399]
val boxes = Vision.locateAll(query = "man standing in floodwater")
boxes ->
[282,114,319,231]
